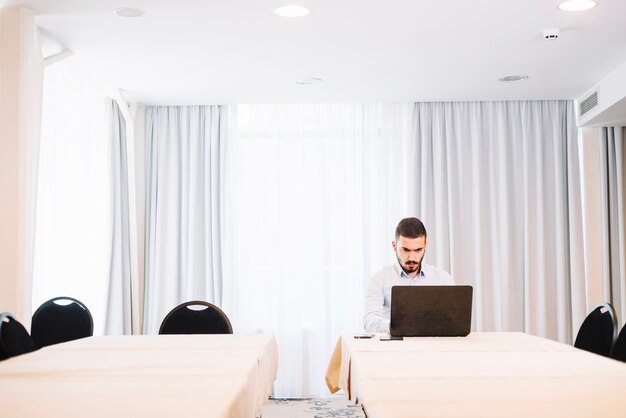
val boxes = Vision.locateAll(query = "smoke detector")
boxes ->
[542,28,560,40]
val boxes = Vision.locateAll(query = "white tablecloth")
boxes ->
[334,332,626,418]
[0,334,278,418]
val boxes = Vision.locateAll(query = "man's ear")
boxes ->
[391,241,397,251]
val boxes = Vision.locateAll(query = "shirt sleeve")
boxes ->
[363,272,390,333]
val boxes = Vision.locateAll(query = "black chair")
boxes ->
[159,301,233,335]
[574,302,618,357]
[610,323,626,362]
[31,296,94,349]
[0,312,37,360]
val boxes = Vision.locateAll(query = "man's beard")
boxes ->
[397,253,424,275]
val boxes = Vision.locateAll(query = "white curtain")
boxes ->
[141,101,582,397]
[599,126,626,322]
[410,101,585,343]
[104,98,133,334]
[223,103,412,397]
[143,105,229,334]
[222,101,583,397]
[33,62,133,335]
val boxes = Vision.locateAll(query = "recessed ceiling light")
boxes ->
[113,7,145,18]
[499,75,529,82]
[296,77,323,85]
[274,5,310,17]
[558,0,596,12]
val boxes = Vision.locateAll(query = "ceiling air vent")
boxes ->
[579,90,598,117]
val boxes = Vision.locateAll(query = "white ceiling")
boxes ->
[5,0,626,106]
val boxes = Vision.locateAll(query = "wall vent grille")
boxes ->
[580,91,598,117]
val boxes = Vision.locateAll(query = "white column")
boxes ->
[0,7,42,323]
[133,105,147,333]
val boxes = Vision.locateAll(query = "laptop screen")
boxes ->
[390,285,473,337]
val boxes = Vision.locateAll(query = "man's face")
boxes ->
[392,235,427,276]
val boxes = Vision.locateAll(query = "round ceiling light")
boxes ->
[113,7,145,18]
[558,0,597,12]
[274,5,310,17]
[499,75,529,82]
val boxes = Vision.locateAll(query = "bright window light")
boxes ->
[34,62,112,335]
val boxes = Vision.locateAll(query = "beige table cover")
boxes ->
[327,332,626,418]
[0,334,278,418]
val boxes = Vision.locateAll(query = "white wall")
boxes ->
[580,127,605,310]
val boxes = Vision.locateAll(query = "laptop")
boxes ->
[390,285,473,337]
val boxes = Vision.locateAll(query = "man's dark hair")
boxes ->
[395,217,427,241]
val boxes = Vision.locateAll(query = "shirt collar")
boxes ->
[394,261,426,279]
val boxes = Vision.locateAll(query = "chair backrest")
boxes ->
[574,302,618,357]
[0,312,37,361]
[610,323,626,362]
[159,301,233,335]
[31,296,94,349]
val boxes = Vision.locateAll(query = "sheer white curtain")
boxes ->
[224,103,428,397]
[33,62,133,334]
[599,126,626,321]
[224,101,583,397]
[140,101,582,396]
[143,105,229,334]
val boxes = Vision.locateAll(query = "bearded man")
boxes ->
[363,217,454,333]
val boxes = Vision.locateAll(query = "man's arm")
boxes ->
[363,273,390,333]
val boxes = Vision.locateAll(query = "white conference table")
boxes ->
[0,334,278,418]
[329,332,626,418]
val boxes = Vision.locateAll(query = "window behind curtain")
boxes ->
[226,103,411,396]
[33,62,112,335]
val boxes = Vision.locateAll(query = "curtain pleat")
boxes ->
[143,105,227,334]
[104,98,133,334]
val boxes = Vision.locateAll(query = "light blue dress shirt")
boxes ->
[363,262,454,333]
